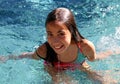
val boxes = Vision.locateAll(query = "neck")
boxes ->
[57,41,78,62]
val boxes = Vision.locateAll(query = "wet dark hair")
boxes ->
[45,7,85,65]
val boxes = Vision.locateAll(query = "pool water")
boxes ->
[0,0,120,84]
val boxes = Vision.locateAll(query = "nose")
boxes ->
[52,36,60,43]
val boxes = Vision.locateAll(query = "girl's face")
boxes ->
[46,21,72,54]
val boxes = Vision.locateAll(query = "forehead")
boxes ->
[46,21,69,32]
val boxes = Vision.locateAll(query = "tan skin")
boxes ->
[33,21,96,62]
[31,21,119,83]
[30,21,112,64]
[0,21,118,83]
[31,21,97,83]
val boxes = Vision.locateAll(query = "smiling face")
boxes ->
[46,21,72,54]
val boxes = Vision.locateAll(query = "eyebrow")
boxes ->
[46,29,65,33]
[58,30,65,33]
[46,31,51,33]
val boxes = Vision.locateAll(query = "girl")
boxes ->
[0,7,119,84]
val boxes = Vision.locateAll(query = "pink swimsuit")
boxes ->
[36,42,86,71]
[44,43,86,70]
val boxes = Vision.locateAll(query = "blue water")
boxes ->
[0,0,120,84]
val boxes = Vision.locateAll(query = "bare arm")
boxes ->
[0,42,47,62]
[95,51,112,60]
[81,39,120,61]
[95,49,120,60]
[80,39,96,61]
[0,52,38,63]
[9,52,39,60]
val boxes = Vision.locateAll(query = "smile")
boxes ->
[54,45,64,51]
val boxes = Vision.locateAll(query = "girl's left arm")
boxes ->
[80,39,96,61]
[95,49,120,60]
[87,40,120,61]
[80,39,120,61]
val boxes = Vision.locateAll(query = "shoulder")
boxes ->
[37,42,47,57]
[80,39,95,49]
[33,42,47,60]
[80,39,96,61]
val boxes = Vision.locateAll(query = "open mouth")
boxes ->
[54,45,64,51]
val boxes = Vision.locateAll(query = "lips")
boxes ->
[54,45,63,49]
[53,45,64,51]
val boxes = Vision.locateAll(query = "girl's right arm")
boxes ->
[0,43,47,62]
[0,52,39,63]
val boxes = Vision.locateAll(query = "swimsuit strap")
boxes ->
[44,42,86,70]
[51,42,86,70]
[35,50,46,60]
[77,42,83,53]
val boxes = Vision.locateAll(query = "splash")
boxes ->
[115,27,120,40]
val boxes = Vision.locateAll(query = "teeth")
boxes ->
[54,45,63,49]
[55,46,61,49]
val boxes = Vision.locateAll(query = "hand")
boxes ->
[113,48,120,55]
[96,50,113,60]
[0,56,9,63]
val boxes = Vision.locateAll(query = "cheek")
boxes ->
[47,38,52,44]
[64,35,72,45]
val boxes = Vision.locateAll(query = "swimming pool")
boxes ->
[0,0,120,84]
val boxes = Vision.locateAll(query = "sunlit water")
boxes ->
[0,0,120,84]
